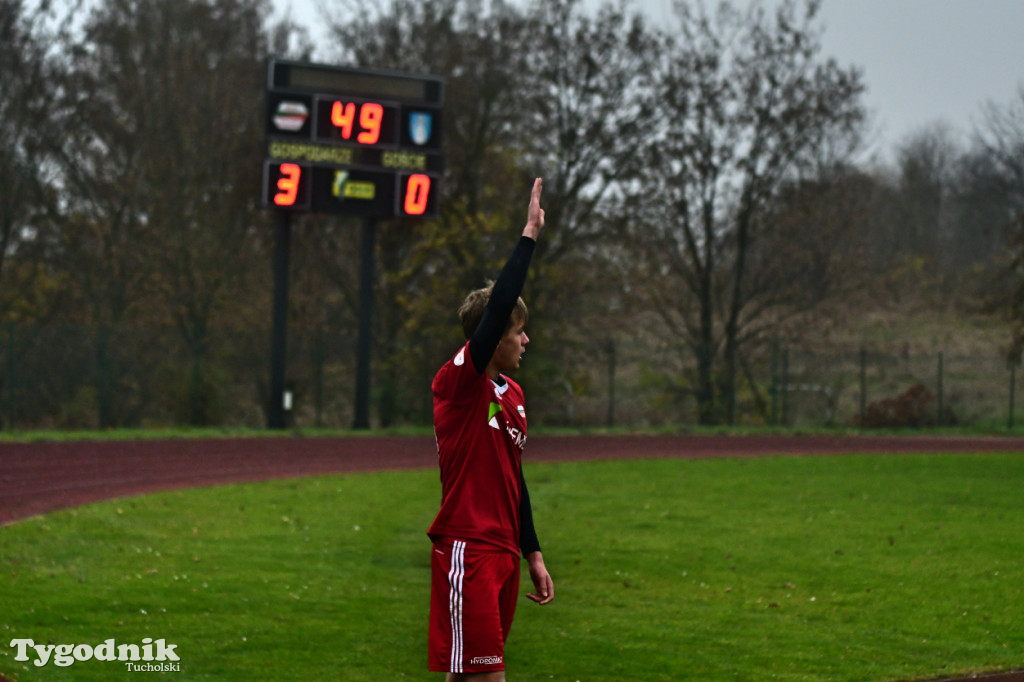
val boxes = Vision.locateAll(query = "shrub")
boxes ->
[857,382,937,428]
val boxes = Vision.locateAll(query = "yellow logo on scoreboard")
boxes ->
[332,171,376,201]
[345,182,375,199]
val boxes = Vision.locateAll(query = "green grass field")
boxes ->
[1,452,1022,681]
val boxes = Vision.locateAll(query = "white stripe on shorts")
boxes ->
[448,540,466,673]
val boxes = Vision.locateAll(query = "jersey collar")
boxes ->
[490,375,509,396]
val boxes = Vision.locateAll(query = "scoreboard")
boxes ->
[263,58,443,218]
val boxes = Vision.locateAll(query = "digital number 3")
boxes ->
[274,163,301,206]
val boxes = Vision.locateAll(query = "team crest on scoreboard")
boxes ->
[408,112,433,146]
[273,101,309,132]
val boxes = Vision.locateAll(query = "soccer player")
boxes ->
[428,178,553,681]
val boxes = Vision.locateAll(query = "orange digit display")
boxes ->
[274,163,302,206]
[357,103,383,144]
[330,101,356,139]
[403,174,431,216]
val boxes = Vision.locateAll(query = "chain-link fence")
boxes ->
[0,322,360,430]
[542,338,1019,431]
[762,345,1015,429]
[1,322,1019,431]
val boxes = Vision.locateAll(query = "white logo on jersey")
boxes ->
[454,348,465,366]
[506,425,526,450]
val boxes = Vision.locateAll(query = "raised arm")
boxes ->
[468,178,546,374]
[522,177,545,241]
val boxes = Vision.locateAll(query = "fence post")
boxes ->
[859,347,867,426]
[937,351,944,425]
[781,347,790,426]
[314,325,325,428]
[606,338,616,429]
[1010,361,1017,431]
[97,323,112,429]
[5,323,13,430]
[770,342,779,427]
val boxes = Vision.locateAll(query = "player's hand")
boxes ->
[525,551,554,605]
[523,177,545,241]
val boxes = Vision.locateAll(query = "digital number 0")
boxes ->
[404,174,430,216]
[274,163,301,207]
[357,103,383,144]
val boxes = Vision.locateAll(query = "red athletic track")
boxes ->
[1,433,1022,682]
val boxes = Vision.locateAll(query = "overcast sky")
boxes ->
[278,0,1024,159]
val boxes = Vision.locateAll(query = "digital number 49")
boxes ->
[331,101,383,145]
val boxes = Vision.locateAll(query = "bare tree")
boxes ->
[952,148,1014,270]
[974,85,1024,359]
[0,0,68,323]
[623,0,865,424]
[892,123,960,266]
[520,0,658,259]
[52,0,275,425]
[48,1,162,426]
[976,85,1024,208]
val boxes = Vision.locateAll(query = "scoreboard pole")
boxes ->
[353,216,376,429]
[268,210,292,429]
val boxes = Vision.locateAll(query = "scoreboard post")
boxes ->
[263,58,444,429]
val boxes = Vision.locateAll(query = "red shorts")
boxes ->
[428,538,520,674]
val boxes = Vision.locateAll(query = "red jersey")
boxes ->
[428,341,528,556]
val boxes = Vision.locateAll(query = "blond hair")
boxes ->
[458,282,529,340]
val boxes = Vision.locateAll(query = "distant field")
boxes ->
[1,450,1022,681]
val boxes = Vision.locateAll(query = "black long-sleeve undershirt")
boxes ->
[468,236,536,374]
[467,235,541,557]
[518,466,541,556]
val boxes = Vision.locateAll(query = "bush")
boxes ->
[856,382,938,428]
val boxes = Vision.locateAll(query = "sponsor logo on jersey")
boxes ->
[469,655,503,665]
[488,402,502,430]
[488,402,525,449]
